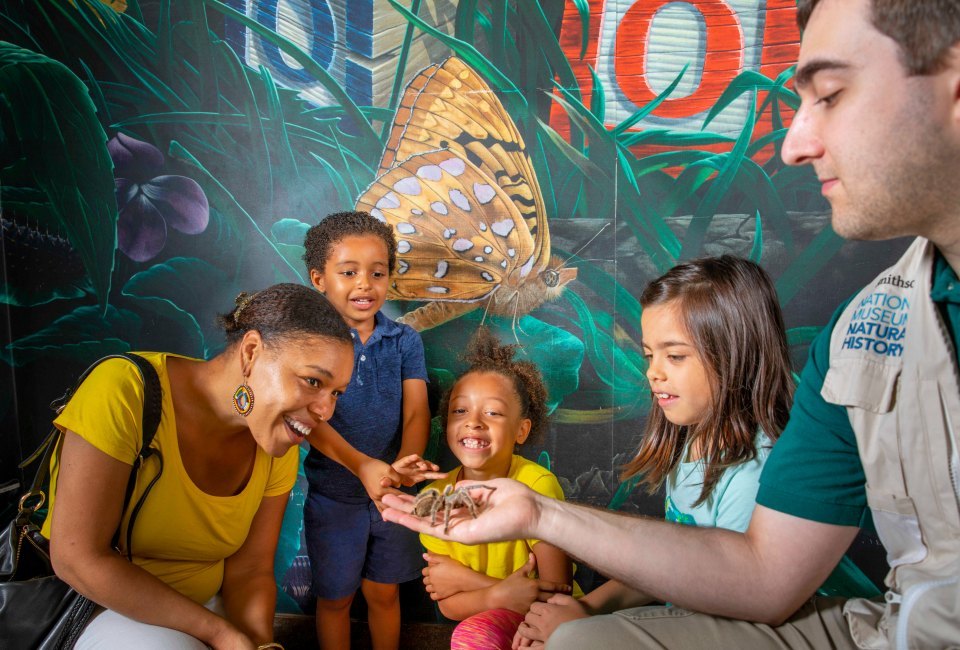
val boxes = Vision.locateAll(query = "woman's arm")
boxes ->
[50,432,252,649]
[221,493,289,645]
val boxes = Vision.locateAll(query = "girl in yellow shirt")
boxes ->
[418,329,577,650]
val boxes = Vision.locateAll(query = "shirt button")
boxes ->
[360,355,366,361]
[949,282,955,291]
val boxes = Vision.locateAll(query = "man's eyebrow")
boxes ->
[794,59,850,89]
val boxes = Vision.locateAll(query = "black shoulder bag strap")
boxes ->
[19,352,164,559]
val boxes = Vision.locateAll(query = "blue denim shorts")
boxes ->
[303,490,424,600]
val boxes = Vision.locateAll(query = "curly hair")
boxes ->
[439,328,550,445]
[218,283,351,346]
[303,211,397,276]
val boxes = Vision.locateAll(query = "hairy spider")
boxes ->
[412,484,497,533]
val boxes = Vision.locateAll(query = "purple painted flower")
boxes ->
[108,132,209,262]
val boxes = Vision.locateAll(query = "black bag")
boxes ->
[0,353,163,649]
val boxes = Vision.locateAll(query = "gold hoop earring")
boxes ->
[233,379,255,417]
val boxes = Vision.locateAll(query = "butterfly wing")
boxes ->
[357,149,536,303]
[380,57,550,268]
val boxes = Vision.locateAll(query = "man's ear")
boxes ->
[945,43,960,121]
[515,418,532,445]
[309,268,326,293]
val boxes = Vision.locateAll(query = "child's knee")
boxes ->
[360,579,400,608]
[316,593,354,614]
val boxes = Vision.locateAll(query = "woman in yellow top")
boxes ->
[43,283,359,649]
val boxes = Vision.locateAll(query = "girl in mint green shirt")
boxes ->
[515,256,795,646]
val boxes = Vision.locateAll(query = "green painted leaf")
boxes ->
[702,69,775,130]
[537,450,552,471]
[749,210,763,262]
[0,42,117,309]
[5,305,141,367]
[201,0,380,161]
[121,256,237,358]
[614,64,688,135]
[388,0,524,111]
[587,64,605,123]
[274,445,308,614]
[418,311,584,413]
[776,226,844,306]
[271,218,310,275]
[680,93,757,260]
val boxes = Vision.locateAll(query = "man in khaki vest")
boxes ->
[383,0,960,647]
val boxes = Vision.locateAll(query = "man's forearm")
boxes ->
[534,498,854,624]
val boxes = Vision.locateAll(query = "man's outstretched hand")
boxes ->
[381,477,541,545]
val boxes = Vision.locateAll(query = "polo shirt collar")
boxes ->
[350,311,401,345]
[930,251,960,305]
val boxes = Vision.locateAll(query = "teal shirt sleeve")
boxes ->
[713,438,770,533]
[757,299,871,528]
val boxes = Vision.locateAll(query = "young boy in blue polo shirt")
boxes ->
[302,211,436,649]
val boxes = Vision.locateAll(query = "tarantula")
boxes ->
[412,484,497,533]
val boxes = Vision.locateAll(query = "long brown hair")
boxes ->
[621,256,795,506]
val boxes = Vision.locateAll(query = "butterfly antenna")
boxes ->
[567,258,612,266]
[480,295,495,328]
[555,223,611,269]
[513,295,528,341]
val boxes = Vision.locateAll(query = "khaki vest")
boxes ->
[822,238,960,649]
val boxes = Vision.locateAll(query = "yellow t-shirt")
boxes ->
[420,455,578,591]
[40,352,298,604]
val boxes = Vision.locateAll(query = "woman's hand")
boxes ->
[515,593,590,646]
[388,454,447,487]
[207,623,256,650]
[489,555,571,615]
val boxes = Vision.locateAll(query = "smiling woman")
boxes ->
[41,284,355,649]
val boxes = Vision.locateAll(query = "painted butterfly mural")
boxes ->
[356,56,576,332]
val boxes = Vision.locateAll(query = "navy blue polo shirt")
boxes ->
[304,311,428,502]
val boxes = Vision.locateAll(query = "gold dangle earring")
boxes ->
[233,376,255,417]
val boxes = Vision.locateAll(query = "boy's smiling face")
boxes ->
[310,234,390,335]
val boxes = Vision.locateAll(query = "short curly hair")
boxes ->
[439,328,550,446]
[303,211,398,276]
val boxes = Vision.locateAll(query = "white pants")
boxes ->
[75,596,223,649]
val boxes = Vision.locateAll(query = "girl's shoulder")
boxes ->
[755,430,775,460]
[509,455,564,498]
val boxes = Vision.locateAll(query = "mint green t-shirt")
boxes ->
[666,432,773,533]
[757,251,960,528]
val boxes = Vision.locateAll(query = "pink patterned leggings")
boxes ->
[450,608,526,650]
